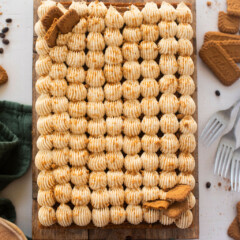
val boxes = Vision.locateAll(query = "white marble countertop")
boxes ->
[0,0,240,239]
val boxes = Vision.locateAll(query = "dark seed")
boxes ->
[0,48,3,54]
[6,18,12,23]
[215,90,220,96]
[2,27,9,33]
[0,33,5,38]
[206,182,211,188]
[2,39,9,45]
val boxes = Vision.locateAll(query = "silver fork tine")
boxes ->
[217,145,227,175]
[214,144,224,174]
[207,124,224,146]
[200,117,216,140]
[220,146,230,177]
[231,159,235,190]
[204,122,221,145]
[202,120,219,144]
[235,160,239,191]
[214,144,224,175]
[223,147,234,178]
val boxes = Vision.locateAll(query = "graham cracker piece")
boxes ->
[228,217,240,240]
[199,41,240,86]
[218,40,240,62]
[163,200,189,218]
[44,18,59,48]
[227,0,240,17]
[0,66,8,85]
[57,9,80,34]
[218,11,240,34]
[41,6,63,31]
[204,31,240,43]
[143,200,170,210]
[166,185,192,202]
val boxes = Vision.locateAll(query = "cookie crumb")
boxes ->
[218,182,222,187]
[0,66,8,85]
[207,1,212,6]
[206,182,211,188]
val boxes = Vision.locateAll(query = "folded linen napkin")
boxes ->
[0,101,32,223]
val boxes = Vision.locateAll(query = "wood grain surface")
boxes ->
[32,0,198,239]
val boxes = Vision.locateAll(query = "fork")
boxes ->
[231,148,240,191]
[201,99,240,146]
[214,106,240,178]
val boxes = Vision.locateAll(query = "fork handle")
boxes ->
[233,105,240,132]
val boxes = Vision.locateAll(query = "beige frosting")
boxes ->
[53,165,71,184]
[141,60,160,79]
[56,204,73,227]
[106,151,124,170]
[126,205,143,225]
[142,2,160,24]
[158,37,179,55]
[124,154,142,172]
[87,32,105,51]
[106,117,123,136]
[73,206,91,226]
[123,118,141,137]
[142,186,159,202]
[159,75,178,94]
[88,152,107,171]
[54,183,72,203]
[105,6,124,29]
[91,188,109,208]
[159,170,178,190]
[37,189,55,207]
[104,28,123,47]
[141,24,159,42]
[38,206,56,227]
[110,206,126,225]
[123,5,143,27]
[70,117,87,135]
[159,1,177,21]
[141,152,158,171]
[141,134,160,153]
[142,170,159,187]
[125,188,143,205]
[107,170,124,188]
[141,116,160,135]
[124,171,142,188]
[92,208,110,227]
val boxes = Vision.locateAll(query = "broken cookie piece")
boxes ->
[219,40,240,63]
[143,200,170,210]
[199,41,240,86]
[163,200,189,218]
[166,184,192,202]
[41,6,63,31]
[44,18,59,48]
[57,9,80,34]
[0,65,8,85]
[228,217,240,240]
[204,31,240,42]
[227,0,240,17]
[218,11,239,34]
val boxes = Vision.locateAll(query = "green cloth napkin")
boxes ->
[0,101,32,223]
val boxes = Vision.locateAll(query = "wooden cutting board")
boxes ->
[32,0,198,239]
